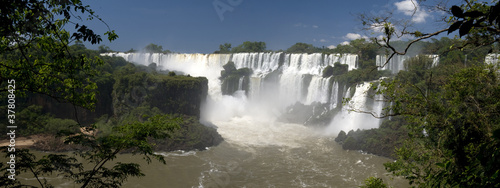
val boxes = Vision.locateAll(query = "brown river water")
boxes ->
[8,117,408,187]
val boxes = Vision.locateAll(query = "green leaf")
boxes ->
[451,6,464,18]
[448,21,463,34]
[459,20,473,37]
[492,128,500,140]
[463,11,483,18]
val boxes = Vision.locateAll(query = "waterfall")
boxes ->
[305,76,331,105]
[232,52,281,76]
[428,55,440,67]
[103,52,357,104]
[486,54,500,66]
[238,77,245,90]
[325,82,384,134]
[329,81,339,110]
[102,52,389,133]
[376,55,408,74]
[376,54,440,74]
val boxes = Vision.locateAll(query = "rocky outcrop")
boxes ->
[24,61,222,152]
[220,61,252,95]
[334,117,409,159]
[28,78,114,126]
[154,115,223,151]
[278,102,332,126]
[112,70,208,118]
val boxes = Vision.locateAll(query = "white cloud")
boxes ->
[394,0,429,23]
[344,33,369,40]
[327,45,336,49]
[293,23,308,28]
[341,41,350,45]
[370,23,386,33]
[320,39,327,42]
[294,23,320,29]
[345,33,362,40]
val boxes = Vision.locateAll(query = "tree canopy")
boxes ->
[231,41,267,53]
[143,43,171,53]
[214,43,232,53]
[1,0,117,109]
[0,1,184,187]
[360,1,500,187]
[286,42,318,53]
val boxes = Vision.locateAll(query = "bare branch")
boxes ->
[376,28,449,69]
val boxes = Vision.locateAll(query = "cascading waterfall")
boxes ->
[102,52,384,134]
[237,77,245,90]
[278,72,308,105]
[329,81,339,110]
[428,55,440,67]
[376,55,408,74]
[305,76,331,105]
[325,82,385,134]
[376,54,440,74]
[486,54,500,65]
[232,53,281,75]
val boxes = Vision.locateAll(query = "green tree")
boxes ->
[98,45,112,53]
[232,41,266,53]
[381,64,500,187]
[1,0,118,109]
[126,48,137,53]
[360,177,388,188]
[331,39,381,69]
[360,1,500,187]
[143,43,170,53]
[0,1,182,187]
[1,114,181,187]
[363,1,500,66]
[215,43,232,53]
[286,42,317,53]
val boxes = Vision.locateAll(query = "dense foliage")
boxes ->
[360,177,388,188]
[335,116,408,158]
[286,42,321,53]
[231,41,267,53]
[0,45,221,187]
[380,61,500,187]
[0,0,117,110]
[143,43,171,53]
[354,1,500,187]
[1,114,181,188]
[0,1,209,187]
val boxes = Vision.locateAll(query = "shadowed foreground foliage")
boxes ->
[1,114,181,188]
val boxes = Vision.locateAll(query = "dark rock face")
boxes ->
[29,79,114,126]
[154,115,223,151]
[112,70,209,119]
[220,61,252,95]
[333,117,409,159]
[28,63,222,152]
[278,102,332,127]
[111,74,222,151]
[334,130,347,143]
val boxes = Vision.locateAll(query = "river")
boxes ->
[127,116,408,187]
[12,116,407,187]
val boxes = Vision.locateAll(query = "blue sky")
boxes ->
[82,0,456,53]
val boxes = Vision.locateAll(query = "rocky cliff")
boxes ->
[24,61,222,151]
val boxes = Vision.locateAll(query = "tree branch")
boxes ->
[376,28,449,69]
